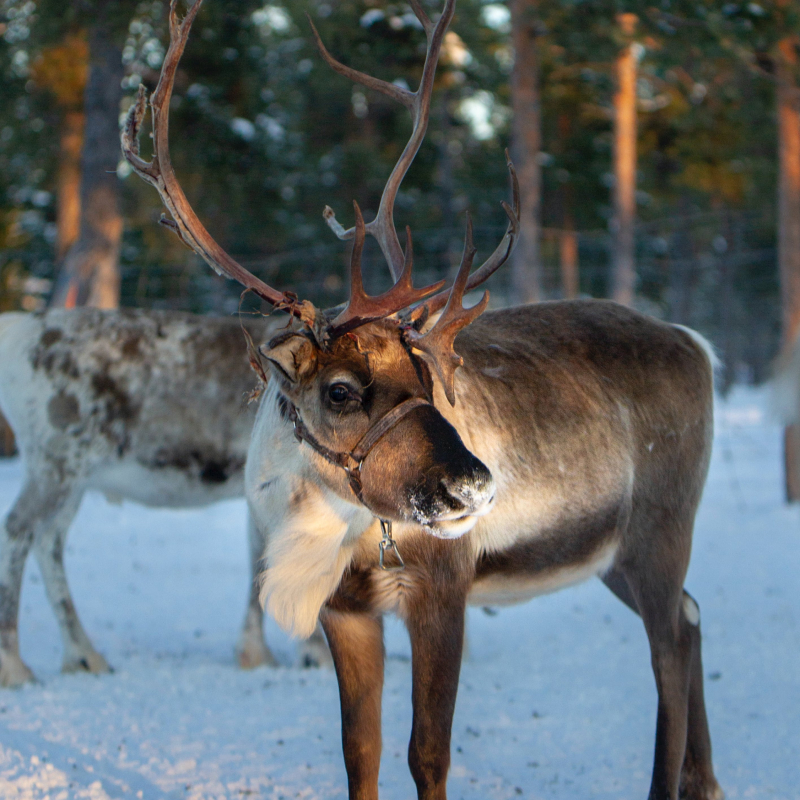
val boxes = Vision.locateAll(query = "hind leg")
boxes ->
[32,498,111,676]
[678,592,723,800]
[0,481,39,687]
[236,512,277,668]
[604,568,721,800]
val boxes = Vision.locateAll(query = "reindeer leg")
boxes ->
[603,569,721,800]
[320,609,384,800]
[677,591,723,800]
[236,512,277,668]
[31,491,111,676]
[0,479,39,687]
[405,590,467,800]
[634,582,692,800]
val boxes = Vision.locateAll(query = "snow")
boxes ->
[1,386,798,799]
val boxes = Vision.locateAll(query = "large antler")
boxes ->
[328,202,446,336]
[406,215,488,405]
[310,0,456,282]
[121,0,323,335]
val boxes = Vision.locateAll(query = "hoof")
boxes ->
[236,642,278,670]
[0,655,36,688]
[62,650,112,675]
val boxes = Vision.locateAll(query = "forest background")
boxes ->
[0,0,798,392]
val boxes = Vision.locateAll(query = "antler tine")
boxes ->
[409,0,434,34]
[406,214,489,405]
[121,0,322,335]
[315,0,458,282]
[418,152,520,318]
[306,16,415,111]
[329,205,447,337]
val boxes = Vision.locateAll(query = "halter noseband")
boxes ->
[284,395,431,570]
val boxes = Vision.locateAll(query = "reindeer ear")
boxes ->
[261,332,317,385]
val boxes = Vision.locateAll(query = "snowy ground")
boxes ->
[0,386,798,800]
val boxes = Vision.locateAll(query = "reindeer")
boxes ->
[122,2,723,798]
[0,308,331,688]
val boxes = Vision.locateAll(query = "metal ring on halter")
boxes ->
[379,519,405,572]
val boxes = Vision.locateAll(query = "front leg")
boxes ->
[406,587,467,800]
[321,609,384,800]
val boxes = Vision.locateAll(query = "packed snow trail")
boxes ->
[0,387,797,799]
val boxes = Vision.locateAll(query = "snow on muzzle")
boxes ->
[355,403,495,535]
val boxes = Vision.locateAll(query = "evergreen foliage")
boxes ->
[0,0,798,377]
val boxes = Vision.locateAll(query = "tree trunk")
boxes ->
[667,194,694,326]
[57,110,84,260]
[510,0,542,304]
[776,37,800,501]
[559,216,579,299]
[51,24,124,310]
[610,13,638,306]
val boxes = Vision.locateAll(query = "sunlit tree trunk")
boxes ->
[554,114,578,299]
[30,34,89,271]
[559,222,579,299]
[611,13,638,306]
[510,0,542,304]
[51,24,123,309]
[57,110,84,260]
[776,37,800,501]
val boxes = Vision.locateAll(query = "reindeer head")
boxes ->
[122,0,519,536]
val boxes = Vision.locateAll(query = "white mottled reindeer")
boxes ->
[0,308,328,688]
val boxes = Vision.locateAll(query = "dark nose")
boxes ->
[438,460,495,515]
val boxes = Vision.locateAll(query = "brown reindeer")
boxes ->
[122,2,723,799]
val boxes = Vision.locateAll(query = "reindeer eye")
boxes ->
[328,384,350,404]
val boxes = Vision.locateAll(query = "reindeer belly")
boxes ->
[469,537,618,606]
[92,457,245,508]
[468,491,625,607]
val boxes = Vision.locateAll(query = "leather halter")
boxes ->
[285,395,431,508]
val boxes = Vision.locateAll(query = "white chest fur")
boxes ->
[246,385,372,638]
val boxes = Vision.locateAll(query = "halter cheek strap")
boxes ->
[285,395,430,506]
[284,395,430,572]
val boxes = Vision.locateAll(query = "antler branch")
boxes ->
[328,203,446,336]
[312,0,457,281]
[121,0,322,334]
[418,152,520,318]
[406,214,489,405]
